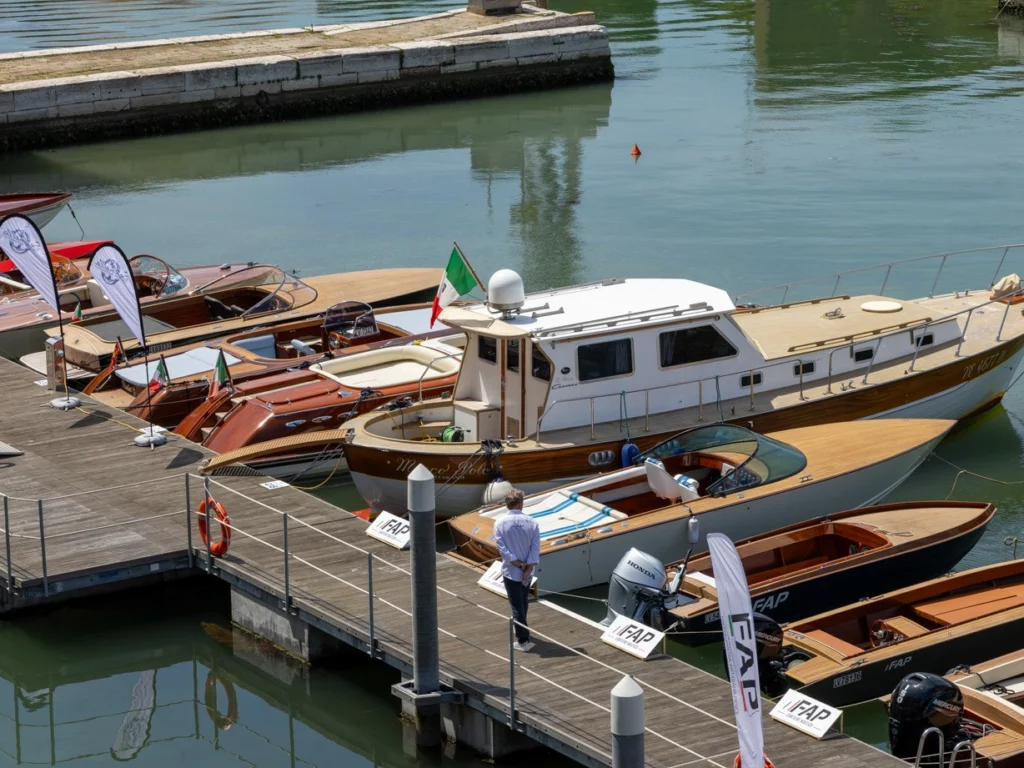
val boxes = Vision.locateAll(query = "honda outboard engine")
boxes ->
[888,672,965,760]
[602,548,688,628]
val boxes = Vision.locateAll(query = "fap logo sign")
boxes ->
[600,614,665,660]
[770,689,842,739]
[365,511,411,550]
[478,560,537,597]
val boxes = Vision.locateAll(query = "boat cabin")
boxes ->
[437,271,963,443]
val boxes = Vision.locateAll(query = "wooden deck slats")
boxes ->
[0,357,904,767]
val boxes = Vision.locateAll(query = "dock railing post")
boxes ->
[282,511,291,610]
[203,477,212,573]
[3,495,11,593]
[37,500,48,597]
[997,293,1015,342]
[508,617,517,729]
[611,675,644,768]
[408,464,439,694]
[367,551,375,657]
[185,474,193,570]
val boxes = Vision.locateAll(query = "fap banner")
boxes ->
[708,532,766,768]
[88,244,146,347]
[0,214,61,313]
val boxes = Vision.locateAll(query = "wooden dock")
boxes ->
[0,356,905,768]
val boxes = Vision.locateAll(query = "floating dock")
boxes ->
[0,356,904,767]
[0,5,612,151]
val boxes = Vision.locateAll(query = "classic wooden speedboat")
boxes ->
[448,418,953,577]
[297,244,1024,516]
[771,559,1024,707]
[1,254,244,361]
[0,239,113,296]
[0,192,71,229]
[51,266,441,372]
[659,501,993,643]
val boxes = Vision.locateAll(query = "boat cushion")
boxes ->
[116,347,242,386]
[86,315,176,342]
[803,629,863,658]
[645,458,699,502]
[915,586,1024,626]
[232,334,275,358]
[482,491,626,540]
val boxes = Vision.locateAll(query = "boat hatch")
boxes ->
[638,423,807,496]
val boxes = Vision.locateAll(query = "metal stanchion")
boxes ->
[185,474,193,569]
[37,500,48,597]
[367,552,376,657]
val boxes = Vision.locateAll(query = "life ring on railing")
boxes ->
[204,671,238,730]
[198,497,231,557]
[734,755,775,768]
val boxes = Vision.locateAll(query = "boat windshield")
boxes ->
[324,301,379,338]
[638,423,807,496]
[50,254,83,287]
[189,265,318,316]
[128,255,188,298]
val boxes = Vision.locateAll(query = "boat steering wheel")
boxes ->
[869,619,891,648]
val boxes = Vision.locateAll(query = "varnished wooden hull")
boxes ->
[348,337,1024,515]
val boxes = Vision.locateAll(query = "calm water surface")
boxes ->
[3,0,1024,761]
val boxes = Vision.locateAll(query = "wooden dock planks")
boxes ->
[0,357,904,767]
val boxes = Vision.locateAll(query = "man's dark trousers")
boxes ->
[503,577,530,644]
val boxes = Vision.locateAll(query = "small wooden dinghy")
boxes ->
[663,501,993,644]
[766,559,1024,707]
[882,657,1024,766]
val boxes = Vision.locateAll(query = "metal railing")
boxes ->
[530,284,1024,443]
[735,242,1024,306]
[414,348,463,401]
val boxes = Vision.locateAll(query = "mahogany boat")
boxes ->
[449,418,952,562]
[762,559,1024,707]
[0,192,71,229]
[658,501,993,643]
[51,266,441,372]
[292,243,1024,516]
[0,239,112,296]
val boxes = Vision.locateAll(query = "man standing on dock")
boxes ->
[493,488,540,652]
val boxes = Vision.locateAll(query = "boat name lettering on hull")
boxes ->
[703,591,789,624]
[393,456,487,480]
[832,671,862,688]
[962,349,1009,381]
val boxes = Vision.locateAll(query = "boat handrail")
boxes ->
[735,242,1024,306]
[946,741,977,768]
[914,727,945,767]
[531,285,1024,443]
[415,348,464,401]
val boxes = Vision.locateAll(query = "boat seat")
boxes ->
[233,334,276,358]
[882,616,930,639]
[803,629,863,658]
[915,586,1024,626]
[644,459,699,502]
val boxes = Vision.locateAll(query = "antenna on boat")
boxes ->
[0,214,81,411]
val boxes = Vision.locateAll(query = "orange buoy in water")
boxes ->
[630,143,642,157]
[734,755,775,768]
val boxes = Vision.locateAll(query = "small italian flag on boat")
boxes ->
[208,349,232,399]
[148,356,169,394]
[72,302,82,323]
[430,243,484,327]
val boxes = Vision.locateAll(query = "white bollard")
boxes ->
[611,675,644,768]
[408,463,440,695]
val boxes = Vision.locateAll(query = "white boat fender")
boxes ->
[687,515,700,545]
[483,476,514,505]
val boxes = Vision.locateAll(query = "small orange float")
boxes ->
[198,497,232,557]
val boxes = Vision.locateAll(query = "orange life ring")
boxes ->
[204,671,238,730]
[734,756,775,768]
[198,497,231,557]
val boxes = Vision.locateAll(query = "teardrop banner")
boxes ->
[0,214,61,313]
[88,243,146,347]
[708,532,767,768]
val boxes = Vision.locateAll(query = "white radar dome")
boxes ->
[487,269,525,313]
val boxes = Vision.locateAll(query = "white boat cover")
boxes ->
[483,490,627,540]
[377,307,435,336]
[116,347,242,386]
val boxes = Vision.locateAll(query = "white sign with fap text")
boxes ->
[477,560,537,597]
[365,511,411,550]
[770,689,842,739]
[600,614,665,660]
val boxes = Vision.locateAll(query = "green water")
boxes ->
[4,0,1024,762]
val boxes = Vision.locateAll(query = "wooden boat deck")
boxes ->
[0,356,905,767]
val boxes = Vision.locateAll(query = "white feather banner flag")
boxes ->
[88,244,146,347]
[0,214,60,313]
[708,532,766,768]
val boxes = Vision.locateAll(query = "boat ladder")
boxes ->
[913,728,979,767]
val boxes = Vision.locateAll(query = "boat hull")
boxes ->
[348,340,1024,516]
[671,517,987,643]
[466,431,943,594]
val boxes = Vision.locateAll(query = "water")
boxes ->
[3,0,1024,762]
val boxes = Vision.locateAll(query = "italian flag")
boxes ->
[209,349,232,399]
[72,302,82,323]
[430,245,482,327]
[148,356,169,394]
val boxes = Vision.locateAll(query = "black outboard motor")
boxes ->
[722,613,809,698]
[888,672,965,760]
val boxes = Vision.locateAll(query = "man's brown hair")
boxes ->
[504,488,525,510]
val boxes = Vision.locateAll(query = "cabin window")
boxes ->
[915,333,934,348]
[478,336,497,364]
[578,338,633,382]
[852,347,874,363]
[740,372,763,388]
[658,326,737,368]
[506,339,521,373]
[532,346,551,381]
[794,361,814,376]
